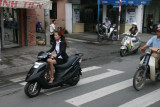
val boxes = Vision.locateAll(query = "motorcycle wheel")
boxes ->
[120,49,127,57]
[112,34,118,41]
[67,74,80,86]
[133,48,139,54]
[97,34,103,42]
[133,69,146,91]
[24,82,41,98]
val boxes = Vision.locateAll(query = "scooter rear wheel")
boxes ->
[24,82,41,98]
[67,74,80,86]
[133,69,146,91]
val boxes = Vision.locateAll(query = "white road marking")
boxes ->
[67,41,74,43]
[67,37,88,43]
[19,82,27,86]
[45,69,124,95]
[65,79,132,106]
[10,76,26,83]
[119,88,160,107]
[82,66,101,73]
[66,37,99,44]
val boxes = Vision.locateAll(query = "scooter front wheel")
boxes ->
[133,69,146,91]
[120,49,127,57]
[24,82,41,98]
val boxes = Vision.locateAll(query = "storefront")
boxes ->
[1,8,19,48]
[0,0,52,61]
[65,0,101,33]
[98,0,151,33]
[143,0,160,32]
[80,0,102,32]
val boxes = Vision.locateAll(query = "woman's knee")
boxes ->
[47,59,51,63]
[50,60,57,65]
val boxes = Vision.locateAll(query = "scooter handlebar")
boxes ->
[140,48,158,54]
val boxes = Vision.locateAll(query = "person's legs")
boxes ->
[131,37,136,48]
[47,59,57,83]
[106,28,108,35]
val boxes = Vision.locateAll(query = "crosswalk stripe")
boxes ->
[10,76,26,83]
[119,88,160,107]
[19,82,27,86]
[82,66,101,73]
[45,69,124,95]
[65,79,132,106]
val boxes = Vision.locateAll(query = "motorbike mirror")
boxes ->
[38,51,45,56]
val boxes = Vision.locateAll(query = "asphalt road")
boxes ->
[0,38,160,107]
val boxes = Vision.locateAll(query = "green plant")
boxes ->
[36,36,42,41]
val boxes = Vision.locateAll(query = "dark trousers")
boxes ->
[50,34,55,45]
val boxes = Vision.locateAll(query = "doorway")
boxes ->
[2,8,19,48]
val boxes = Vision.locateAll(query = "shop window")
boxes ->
[50,3,57,19]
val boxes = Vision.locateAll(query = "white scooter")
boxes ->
[97,24,118,42]
[133,48,160,91]
[120,33,141,57]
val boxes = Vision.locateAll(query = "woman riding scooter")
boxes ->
[47,31,68,83]
[129,22,139,49]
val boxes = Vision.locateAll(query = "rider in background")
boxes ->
[104,17,111,35]
[140,27,160,71]
[129,22,139,49]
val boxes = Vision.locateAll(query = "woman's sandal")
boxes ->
[48,77,54,84]
[45,74,50,80]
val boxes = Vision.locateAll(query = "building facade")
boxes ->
[0,0,52,61]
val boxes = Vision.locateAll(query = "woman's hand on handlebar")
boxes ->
[51,54,57,58]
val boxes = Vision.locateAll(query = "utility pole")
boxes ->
[118,0,122,40]
[44,9,50,46]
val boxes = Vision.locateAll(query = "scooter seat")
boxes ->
[55,56,77,68]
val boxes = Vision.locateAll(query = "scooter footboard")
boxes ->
[120,46,127,50]
[149,56,156,81]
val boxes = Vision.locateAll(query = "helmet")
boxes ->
[132,22,137,26]
[157,27,160,32]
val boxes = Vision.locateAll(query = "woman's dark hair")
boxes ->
[132,25,138,31]
[54,30,68,47]
[130,25,138,32]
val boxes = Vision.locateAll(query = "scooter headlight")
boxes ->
[33,62,43,68]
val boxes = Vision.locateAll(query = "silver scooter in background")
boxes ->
[120,33,141,57]
[97,24,118,42]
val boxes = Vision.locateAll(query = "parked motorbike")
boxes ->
[133,48,160,91]
[97,24,118,42]
[120,33,141,57]
[147,21,160,33]
[24,51,83,98]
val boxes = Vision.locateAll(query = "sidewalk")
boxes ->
[0,45,78,77]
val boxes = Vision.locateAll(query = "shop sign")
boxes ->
[0,0,52,10]
[98,0,151,5]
